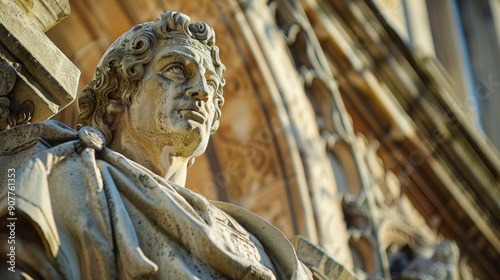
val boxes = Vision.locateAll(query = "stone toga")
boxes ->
[0,120,311,279]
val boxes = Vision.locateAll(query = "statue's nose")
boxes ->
[186,72,210,102]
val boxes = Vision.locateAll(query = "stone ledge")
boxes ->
[14,0,71,32]
[0,0,79,122]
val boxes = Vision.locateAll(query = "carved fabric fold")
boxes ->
[0,120,312,279]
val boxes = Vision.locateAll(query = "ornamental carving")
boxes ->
[0,64,34,130]
[390,240,460,280]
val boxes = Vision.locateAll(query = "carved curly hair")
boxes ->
[77,11,226,143]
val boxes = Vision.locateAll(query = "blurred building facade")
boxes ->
[2,0,499,279]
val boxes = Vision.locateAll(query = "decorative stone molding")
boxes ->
[0,64,34,130]
[0,0,79,125]
[389,240,460,280]
[268,0,365,267]
[0,64,15,130]
[328,129,463,280]
[13,0,71,32]
[289,0,500,276]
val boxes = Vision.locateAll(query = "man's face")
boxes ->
[126,38,220,157]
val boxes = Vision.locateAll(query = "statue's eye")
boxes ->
[163,64,185,78]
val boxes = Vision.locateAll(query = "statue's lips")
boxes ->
[179,108,205,123]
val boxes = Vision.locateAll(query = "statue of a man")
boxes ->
[0,12,312,280]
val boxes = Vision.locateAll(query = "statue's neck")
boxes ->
[108,130,188,187]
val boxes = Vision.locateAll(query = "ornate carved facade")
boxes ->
[1,0,499,279]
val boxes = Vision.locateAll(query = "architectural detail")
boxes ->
[0,64,34,130]
[298,0,499,278]
[0,65,15,96]
[338,132,464,279]
[215,125,280,200]
[267,0,356,266]
[2,0,499,278]
[390,240,459,280]
[12,0,71,32]
[0,64,16,130]
[0,11,325,279]
[0,0,79,123]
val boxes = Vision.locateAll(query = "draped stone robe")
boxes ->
[0,121,311,280]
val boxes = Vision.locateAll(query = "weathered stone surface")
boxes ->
[389,241,460,280]
[0,11,315,279]
[0,0,79,123]
[6,0,498,278]
[13,0,71,32]
[0,63,34,129]
[291,236,357,280]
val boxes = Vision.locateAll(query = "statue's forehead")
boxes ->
[154,40,215,71]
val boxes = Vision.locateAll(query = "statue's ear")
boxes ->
[103,98,125,131]
[106,98,125,116]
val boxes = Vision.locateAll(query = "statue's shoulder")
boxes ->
[0,120,79,183]
[0,120,78,156]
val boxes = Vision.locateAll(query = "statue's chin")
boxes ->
[172,120,211,149]
[158,130,209,159]
[192,139,210,158]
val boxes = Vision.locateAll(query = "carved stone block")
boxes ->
[12,0,71,32]
[0,0,79,128]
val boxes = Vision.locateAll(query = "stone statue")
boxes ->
[0,12,312,279]
[390,241,459,280]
